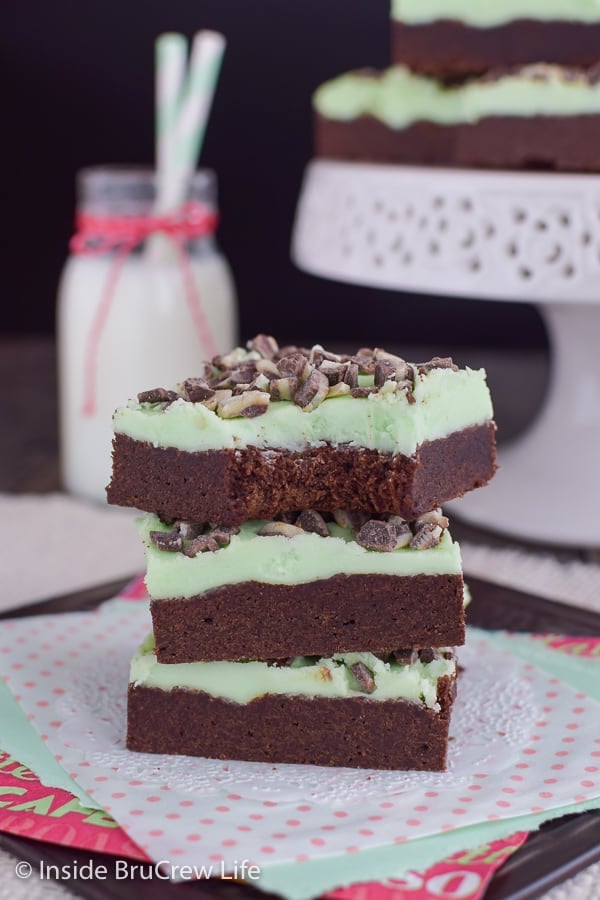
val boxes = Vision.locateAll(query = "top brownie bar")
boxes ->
[391,0,600,78]
[107,336,496,524]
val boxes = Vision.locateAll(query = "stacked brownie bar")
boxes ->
[109,335,496,771]
[314,1,600,171]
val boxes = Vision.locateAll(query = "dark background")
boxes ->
[1,0,546,350]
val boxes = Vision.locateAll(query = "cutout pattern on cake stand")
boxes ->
[292,161,600,546]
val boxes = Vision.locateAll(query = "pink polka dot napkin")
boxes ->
[1,601,599,874]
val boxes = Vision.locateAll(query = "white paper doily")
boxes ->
[54,633,531,804]
[2,600,599,872]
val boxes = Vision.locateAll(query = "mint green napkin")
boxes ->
[0,678,98,808]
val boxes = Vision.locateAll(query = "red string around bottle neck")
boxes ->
[70,202,220,417]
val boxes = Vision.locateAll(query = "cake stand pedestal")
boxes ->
[292,161,600,546]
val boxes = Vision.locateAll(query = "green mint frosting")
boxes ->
[314,66,600,128]
[130,635,455,708]
[139,514,462,600]
[114,366,492,457]
[391,0,600,26]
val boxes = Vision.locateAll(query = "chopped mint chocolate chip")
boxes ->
[247,334,279,359]
[208,530,232,548]
[229,362,258,384]
[343,362,359,388]
[174,521,203,540]
[277,352,311,381]
[349,661,376,693]
[319,359,346,385]
[388,516,412,547]
[374,358,398,387]
[212,347,248,370]
[218,390,270,419]
[138,388,179,405]
[294,369,329,412]
[296,509,330,537]
[257,522,305,538]
[417,357,459,375]
[181,379,215,402]
[333,509,369,533]
[410,522,444,550]
[350,387,378,398]
[149,530,183,552]
[393,649,419,666]
[269,376,298,402]
[416,510,449,530]
[255,358,280,378]
[209,524,240,537]
[353,348,376,374]
[183,534,220,557]
[208,524,240,547]
[356,520,401,552]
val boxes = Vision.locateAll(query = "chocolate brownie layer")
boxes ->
[391,20,600,78]
[151,573,465,663]
[316,115,458,166]
[107,421,496,524]
[316,113,600,171]
[127,675,456,770]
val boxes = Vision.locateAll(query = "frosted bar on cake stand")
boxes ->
[292,161,600,545]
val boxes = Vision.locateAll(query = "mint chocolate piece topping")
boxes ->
[353,348,376,374]
[417,357,459,375]
[217,390,270,419]
[149,530,183,552]
[294,369,330,412]
[374,359,398,387]
[356,520,400,552]
[135,338,466,415]
[269,376,298,402]
[183,534,220,557]
[319,360,347,385]
[138,388,179,405]
[349,661,376,693]
[393,649,419,666]
[333,509,369,532]
[257,522,305,538]
[181,379,215,402]
[247,334,279,359]
[173,521,203,540]
[277,352,311,381]
[410,522,444,550]
[229,362,258,384]
[350,387,378,398]
[295,509,330,537]
[343,363,359,388]
[388,516,412,547]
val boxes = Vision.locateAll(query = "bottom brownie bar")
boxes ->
[127,639,457,771]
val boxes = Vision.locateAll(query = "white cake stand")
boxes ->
[292,160,600,547]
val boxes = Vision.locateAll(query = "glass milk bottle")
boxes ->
[57,167,237,503]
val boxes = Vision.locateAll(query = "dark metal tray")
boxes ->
[1,575,599,900]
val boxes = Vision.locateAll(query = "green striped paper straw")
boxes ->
[166,30,226,211]
[155,33,187,214]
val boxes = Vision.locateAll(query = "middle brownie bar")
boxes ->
[140,509,465,663]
